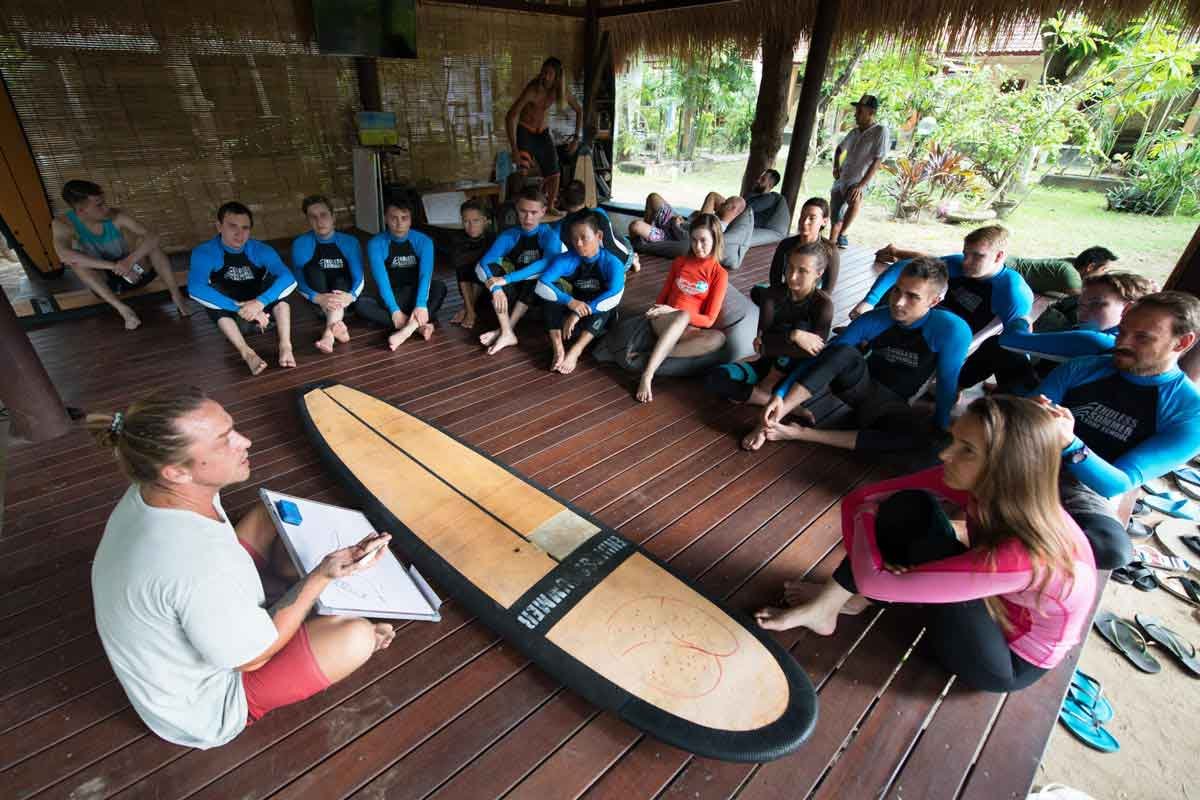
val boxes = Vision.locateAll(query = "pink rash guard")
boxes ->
[842,466,1097,669]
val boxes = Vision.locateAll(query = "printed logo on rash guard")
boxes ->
[389,253,417,270]
[1071,401,1139,443]
[319,257,345,271]
[872,346,920,369]
[948,285,983,313]
[674,277,710,296]
[574,277,602,291]
[223,265,257,282]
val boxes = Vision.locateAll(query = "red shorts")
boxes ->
[237,538,331,721]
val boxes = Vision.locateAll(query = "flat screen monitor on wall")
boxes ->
[312,0,416,58]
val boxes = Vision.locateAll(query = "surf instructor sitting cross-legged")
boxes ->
[89,388,395,749]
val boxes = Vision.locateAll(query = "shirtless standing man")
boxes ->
[507,57,582,213]
[51,180,188,330]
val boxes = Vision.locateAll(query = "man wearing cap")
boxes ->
[830,94,889,250]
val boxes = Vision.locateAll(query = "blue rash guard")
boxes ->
[290,231,365,301]
[999,319,1118,363]
[775,307,971,429]
[533,250,626,314]
[552,207,633,266]
[188,237,297,312]
[366,229,435,314]
[474,224,564,284]
[1038,355,1200,498]
[863,254,1033,333]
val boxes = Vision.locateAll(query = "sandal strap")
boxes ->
[1143,620,1197,660]
[1104,617,1151,654]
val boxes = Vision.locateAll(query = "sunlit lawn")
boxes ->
[610,154,1196,288]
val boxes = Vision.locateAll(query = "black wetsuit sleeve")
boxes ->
[812,291,834,340]
[821,242,840,293]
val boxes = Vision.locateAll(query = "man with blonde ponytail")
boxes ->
[89,388,394,748]
[507,57,582,212]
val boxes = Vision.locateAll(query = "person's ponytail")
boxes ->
[88,387,208,483]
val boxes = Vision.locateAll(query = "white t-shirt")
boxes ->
[92,486,278,748]
[836,123,890,187]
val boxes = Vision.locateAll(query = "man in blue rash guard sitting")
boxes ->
[996,271,1157,392]
[745,257,970,453]
[487,211,624,374]
[188,201,298,376]
[475,186,565,356]
[552,180,637,272]
[358,197,446,351]
[850,225,1033,393]
[1037,291,1200,570]
[290,194,365,355]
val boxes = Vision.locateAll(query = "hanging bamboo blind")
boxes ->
[0,0,583,251]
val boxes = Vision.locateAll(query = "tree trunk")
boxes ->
[678,103,696,160]
[740,29,797,195]
[810,40,865,166]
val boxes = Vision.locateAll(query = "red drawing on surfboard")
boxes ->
[607,596,740,699]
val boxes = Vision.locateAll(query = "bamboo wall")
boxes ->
[0,0,584,251]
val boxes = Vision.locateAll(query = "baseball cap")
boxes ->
[850,94,879,110]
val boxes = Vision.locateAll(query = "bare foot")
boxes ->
[279,346,296,368]
[451,308,466,325]
[373,623,396,652]
[558,352,580,375]
[635,376,653,403]
[479,329,500,347]
[172,296,189,317]
[330,320,350,343]
[764,422,810,442]
[119,307,142,330]
[741,426,768,451]
[315,331,335,353]
[747,385,773,406]
[549,350,565,372]
[460,314,477,330]
[754,603,838,635]
[487,330,519,356]
[790,406,816,426]
[388,323,418,351]
[242,350,268,376]
[783,580,871,614]
[418,323,435,341]
[630,254,641,272]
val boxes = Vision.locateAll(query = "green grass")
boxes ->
[611,157,1197,288]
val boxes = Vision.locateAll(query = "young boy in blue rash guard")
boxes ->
[745,257,970,453]
[491,212,625,374]
[997,272,1157,391]
[449,199,495,331]
[851,226,1033,392]
[358,197,447,350]
[1037,291,1200,569]
[290,195,364,355]
[188,202,298,376]
[476,187,565,355]
[553,180,638,272]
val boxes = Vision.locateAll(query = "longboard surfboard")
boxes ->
[299,382,816,761]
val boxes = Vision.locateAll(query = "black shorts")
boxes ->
[517,125,559,177]
[205,300,284,334]
[303,263,353,296]
[543,303,614,337]
[104,264,157,295]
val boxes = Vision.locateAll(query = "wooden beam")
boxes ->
[780,0,840,226]
[425,0,587,17]
[584,0,600,119]
[1165,221,1200,294]
[598,0,737,18]
[0,287,70,441]
[356,58,381,112]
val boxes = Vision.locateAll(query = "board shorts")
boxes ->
[543,303,614,337]
[205,300,284,334]
[488,259,559,306]
[517,124,559,178]
[645,201,687,243]
[829,179,873,223]
[241,624,332,721]
[103,263,158,295]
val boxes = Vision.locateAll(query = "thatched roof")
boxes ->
[600,0,1200,63]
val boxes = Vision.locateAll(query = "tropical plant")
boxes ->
[882,142,982,221]
[1107,129,1200,216]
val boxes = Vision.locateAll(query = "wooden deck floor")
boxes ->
[1,243,1080,800]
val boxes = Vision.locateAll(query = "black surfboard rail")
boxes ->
[297,381,817,762]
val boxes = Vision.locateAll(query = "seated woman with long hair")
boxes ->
[634,213,729,403]
[757,395,1096,692]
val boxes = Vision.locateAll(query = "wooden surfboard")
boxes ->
[299,383,817,761]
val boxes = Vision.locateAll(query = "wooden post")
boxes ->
[356,58,382,112]
[584,0,599,121]
[740,30,797,197]
[1164,221,1200,381]
[780,0,840,226]
[0,289,70,441]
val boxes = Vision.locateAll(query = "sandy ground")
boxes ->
[1036,510,1200,800]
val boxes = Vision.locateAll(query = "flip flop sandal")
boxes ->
[1158,575,1200,607]
[1068,669,1114,722]
[1111,564,1159,591]
[1058,695,1120,753]
[1154,519,1200,564]
[1142,478,1175,497]
[1173,467,1200,487]
[1175,476,1200,502]
[1093,610,1162,673]
[1126,519,1156,539]
[1134,614,1200,678]
[1137,495,1198,520]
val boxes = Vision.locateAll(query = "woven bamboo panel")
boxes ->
[0,0,582,252]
